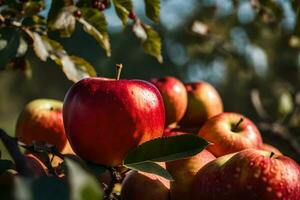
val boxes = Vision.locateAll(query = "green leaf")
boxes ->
[22,0,44,16]
[32,32,50,61]
[79,8,111,56]
[0,28,21,70]
[278,91,293,116]
[144,0,160,23]
[65,158,103,200]
[112,0,133,26]
[60,55,97,83]
[124,134,209,164]
[0,160,15,175]
[125,161,173,181]
[48,0,73,20]
[133,21,163,63]
[48,6,76,37]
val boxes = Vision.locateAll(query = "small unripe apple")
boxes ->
[198,112,263,157]
[149,76,187,127]
[16,99,68,151]
[191,149,300,200]
[121,165,170,200]
[179,82,223,129]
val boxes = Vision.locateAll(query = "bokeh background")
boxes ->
[1,0,300,161]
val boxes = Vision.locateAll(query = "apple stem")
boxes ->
[115,64,123,80]
[232,118,244,132]
[270,152,275,158]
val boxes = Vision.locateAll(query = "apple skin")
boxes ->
[149,76,187,127]
[261,143,282,155]
[164,130,215,200]
[179,82,223,129]
[191,149,300,200]
[121,165,170,200]
[16,99,68,151]
[63,78,165,166]
[198,112,263,157]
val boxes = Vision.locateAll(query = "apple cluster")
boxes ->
[12,69,300,199]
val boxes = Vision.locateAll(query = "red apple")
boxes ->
[198,112,263,157]
[261,143,283,155]
[179,81,223,129]
[121,164,170,200]
[164,130,215,200]
[16,99,68,151]
[191,149,300,200]
[149,76,187,127]
[63,68,165,166]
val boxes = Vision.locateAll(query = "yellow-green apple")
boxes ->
[149,76,187,127]
[198,112,263,157]
[191,149,300,200]
[121,165,170,200]
[261,143,282,155]
[63,69,165,166]
[164,129,215,200]
[16,99,69,151]
[179,81,223,129]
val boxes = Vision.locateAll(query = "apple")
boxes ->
[261,143,282,155]
[191,149,300,200]
[63,65,165,166]
[149,76,187,127]
[179,81,223,129]
[164,130,215,200]
[16,99,68,152]
[198,112,263,157]
[121,164,170,200]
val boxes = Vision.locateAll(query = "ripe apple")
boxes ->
[191,149,300,200]
[16,99,68,151]
[179,81,223,129]
[121,165,170,200]
[261,143,282,155]
[63,66,165,166]
[164,130,215,200]
[149,76,187,127]
[198,112,263,157]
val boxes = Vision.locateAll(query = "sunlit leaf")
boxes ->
[144,0,160,23]
[32,32,50,61]
[79,8,111,56]
[133,20,162,63]
[112,0,133,26]
[60,55,97,82]
[48,6,76,37]
[22,0,44,16]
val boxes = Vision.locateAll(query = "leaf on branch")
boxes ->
[48,6,77,38]
[22,0,45,17]
[123,134,208,179]
[112,0,133,26]
[133,20,163,63]
[65,158,103,200]
[78,8,111,56]
[144,0,160,23]
[60,55,97,82]
[31,31,97,82]
[0,28,21,70]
